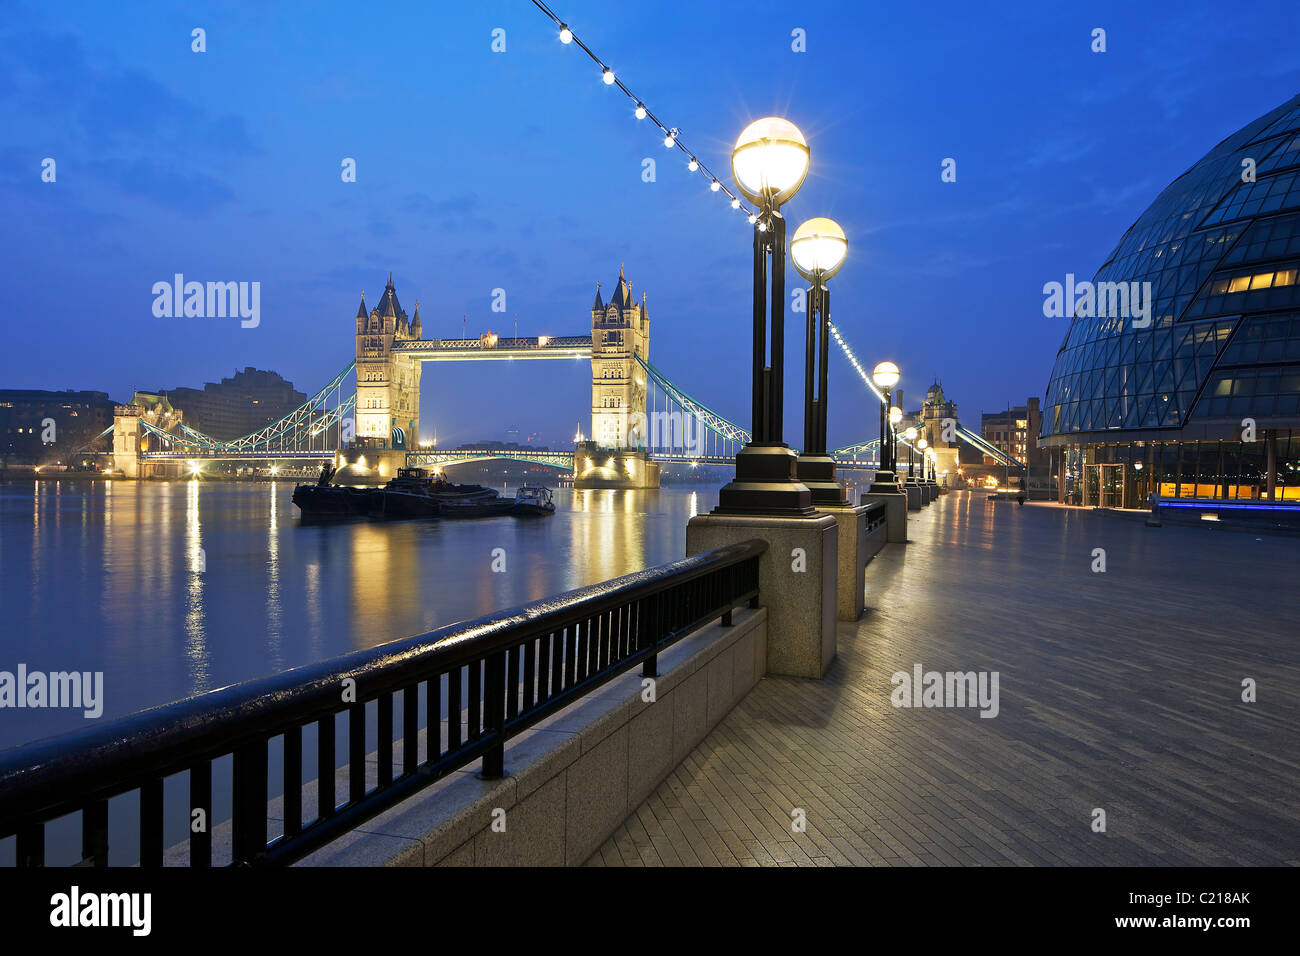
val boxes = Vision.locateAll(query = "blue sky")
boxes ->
[2,0,1297,449]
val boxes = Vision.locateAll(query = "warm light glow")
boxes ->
[917,438,928,450]
[889,406,903,426]
[559,25,573,44]
[688,158,699,172]
[790,217,848,281]
[731,198,740,209]
[904,427,918,441]
[710,179,720,192]
[634,103,646,119]
[538,335,549,346]
[602,68,615,85]
[731,117,809,208]
[872,361,901,390]
[663,132,675,148]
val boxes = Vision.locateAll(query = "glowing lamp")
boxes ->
[731,117,809,208]
[872,361,900,391]
[790,217,848,281]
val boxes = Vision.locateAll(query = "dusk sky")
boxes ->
[3,0,1297,449]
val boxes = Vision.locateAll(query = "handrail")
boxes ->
[0,539,767,867]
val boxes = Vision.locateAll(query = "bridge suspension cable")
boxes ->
[637,355,749,463]
[136,361,357,458]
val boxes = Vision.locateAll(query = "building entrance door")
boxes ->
[1085,463,1125,508]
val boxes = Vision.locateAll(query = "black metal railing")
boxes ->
[0,539,766,867]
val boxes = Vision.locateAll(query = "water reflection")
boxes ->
[184,479,210,690]
[0,479,712,750]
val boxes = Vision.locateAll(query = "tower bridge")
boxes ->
[112,267,1000,484]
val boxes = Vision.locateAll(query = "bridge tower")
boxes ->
[589,266,649,447]
[921,380,959,485]
[352,275,422,477]
[577,266,658,488]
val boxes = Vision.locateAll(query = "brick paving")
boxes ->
[589,492,1300,866]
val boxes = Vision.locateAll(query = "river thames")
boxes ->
[0,478,778,752]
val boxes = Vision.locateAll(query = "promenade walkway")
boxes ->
[589,492,1300,866]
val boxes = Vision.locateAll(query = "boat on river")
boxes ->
[369,467,499,520]
[511,485,556,517]
[291,464,377,518]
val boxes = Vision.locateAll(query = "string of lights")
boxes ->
[531,3,902,414]
[828,320,886,404]
[529,0,755,221]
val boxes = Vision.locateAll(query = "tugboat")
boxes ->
[291,463,377,518]
[511,485,556,517]
[369,467,499,520]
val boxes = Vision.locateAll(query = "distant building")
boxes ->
[0,389,117,465]
[980,399,1044,469]
[160,367,306,439]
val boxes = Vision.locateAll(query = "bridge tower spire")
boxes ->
[578,266,657,488]
[354,274,421,469]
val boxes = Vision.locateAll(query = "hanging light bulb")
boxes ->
[731,198,741,209]
[748,213,757,224]
[688,158,699,172]
[602,68,615,85]
[710,179,720,192]
[663,130,675,148]
[559,25,573,44]
[758,220,768,232]
[634,103,646,119]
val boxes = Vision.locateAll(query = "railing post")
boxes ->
[231,738,269,865]
[642,592,661,678]
[482,650,506,779]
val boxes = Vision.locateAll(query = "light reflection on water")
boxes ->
[0,479,726,752]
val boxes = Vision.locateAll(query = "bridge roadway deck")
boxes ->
[589,492,1300,866]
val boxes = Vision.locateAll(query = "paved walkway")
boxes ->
[589,492,1300,866]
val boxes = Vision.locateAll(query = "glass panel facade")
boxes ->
[1043,94,1300,491]
[1055,434,1298,505]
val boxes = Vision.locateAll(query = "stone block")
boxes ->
[564,725,630,865]
[686,513,838,678]
[818,503,868,621]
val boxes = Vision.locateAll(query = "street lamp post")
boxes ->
[871,361,899,476]
[904,427,918,478]
[791,217,848,505]
[714,117,814,516]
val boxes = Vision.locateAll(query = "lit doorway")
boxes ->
[1085,463,1125,508]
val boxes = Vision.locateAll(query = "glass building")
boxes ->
[1041,94,1300,507]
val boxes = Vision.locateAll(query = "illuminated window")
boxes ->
[1228,275,1251,292]
[1249,272,1275,289]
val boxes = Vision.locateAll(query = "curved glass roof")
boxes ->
[1042,94,1300,440]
